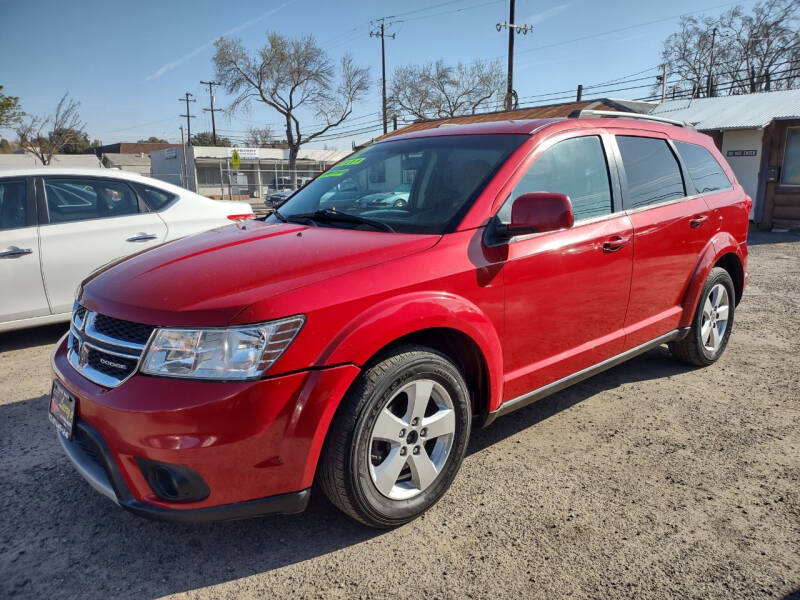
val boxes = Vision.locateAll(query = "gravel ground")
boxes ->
[1,229,798,600]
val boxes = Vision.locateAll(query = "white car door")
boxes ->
[0,177,50,322]
[38,176,168,314]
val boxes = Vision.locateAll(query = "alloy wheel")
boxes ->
[368,379,455,500]
[700,283,730,352]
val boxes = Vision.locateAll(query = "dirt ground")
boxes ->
[0,229,798,600]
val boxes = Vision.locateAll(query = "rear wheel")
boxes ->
[319,345,471,528]
[669,267,735,366]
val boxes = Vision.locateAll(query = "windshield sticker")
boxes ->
[319,169,348,179]
[336,157,365,167]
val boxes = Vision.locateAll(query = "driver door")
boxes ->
[499,133,634,401]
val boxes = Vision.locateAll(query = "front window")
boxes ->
[269,134,526,234]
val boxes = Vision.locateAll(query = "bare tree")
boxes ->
[245,126,275,147]
[389,59,505,121]
[659,0,799,99]
[16,94,85,165]
[213,33,369,184]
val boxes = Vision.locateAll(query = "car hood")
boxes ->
[81,220,439,326]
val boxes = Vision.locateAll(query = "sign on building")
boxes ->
[231,149,240,170]
[227,147,258,161]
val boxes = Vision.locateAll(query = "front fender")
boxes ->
[318,291,505,412]
[679,232,745,328]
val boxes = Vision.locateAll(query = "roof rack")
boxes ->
[567,109,691,128]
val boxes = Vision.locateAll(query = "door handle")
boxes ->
[689,215,708,228]
[0,246,33,258]
[602,236,629,253]
[126,233,158,242]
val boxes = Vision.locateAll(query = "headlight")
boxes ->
[141,316,305,380]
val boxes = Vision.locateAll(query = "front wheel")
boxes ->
[319,345,471,528]
[669,267,736,366]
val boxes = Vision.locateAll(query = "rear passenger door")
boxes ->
[611,132,715,348]
[0,177,50,323]
[38,176,168,314]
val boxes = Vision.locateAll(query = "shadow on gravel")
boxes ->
[0,323,68,352]
[0,345,698,599]
[468,346,696,455]
[747,227,800,246]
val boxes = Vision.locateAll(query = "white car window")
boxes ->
[45,178,141,223]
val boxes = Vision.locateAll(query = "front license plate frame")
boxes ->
[48,380,77,441]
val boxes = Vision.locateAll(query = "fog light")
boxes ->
[135,457,210,502]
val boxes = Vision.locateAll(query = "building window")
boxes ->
[197,166,222,185]
[781,127,800,186]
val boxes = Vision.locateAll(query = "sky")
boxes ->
[0,0,758,150]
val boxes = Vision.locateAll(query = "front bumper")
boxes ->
[58,418,310,522]
[51,335,360,521]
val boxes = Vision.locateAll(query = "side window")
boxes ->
[44,178,141,224]
[0,180,28,231]
[139,185,176,210]
[674,141,731,193]
[500,136,612,222]
[781,127,800,185]
[616,136,685,209]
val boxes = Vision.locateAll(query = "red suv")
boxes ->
[50,112,749,527]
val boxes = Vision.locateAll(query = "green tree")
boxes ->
[57,128,91,154]
[0,86,24,128]
[0,138,13,153]
[190,131,231,147]
[137,136,169,143]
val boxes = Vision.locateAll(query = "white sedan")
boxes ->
[0,167,254,332]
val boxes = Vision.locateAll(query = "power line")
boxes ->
[496,0,534,111]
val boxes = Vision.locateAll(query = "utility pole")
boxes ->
[370,19,396,135]
[496,0,532,111]
[706,27,717,97]
[179,126,188,190]
[200,81,222,146]
[576,84,583,102]
[178,92,196,144]
[660,64,668,101]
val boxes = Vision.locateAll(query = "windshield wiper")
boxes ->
[272,209,287,222]
[287,209,395,233]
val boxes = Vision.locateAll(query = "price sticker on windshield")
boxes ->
[319,169,348,179]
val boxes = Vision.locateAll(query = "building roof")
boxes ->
[375,97,656,141]
[0,154,103,168]
[650,89,800,130]
[86,142,181,157]
[102,153,151,167]
[162,146,350,163]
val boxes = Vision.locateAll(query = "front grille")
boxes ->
[67,305,156,388]
[93,313,155,345]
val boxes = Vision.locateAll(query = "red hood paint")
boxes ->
[80,220,439,326]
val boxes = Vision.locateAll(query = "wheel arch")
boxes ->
[679,232,745,327]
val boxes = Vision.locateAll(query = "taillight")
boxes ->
[227,213,255,221]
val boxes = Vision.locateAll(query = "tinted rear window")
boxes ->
[674,141,731,193]
[0,179,27,230]
[617,136,685,209]
[139,185,176,210]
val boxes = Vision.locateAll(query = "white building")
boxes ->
[150,145,351,200]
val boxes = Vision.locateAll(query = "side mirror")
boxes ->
[503,192,574,237]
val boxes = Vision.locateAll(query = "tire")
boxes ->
[319,345,472,528]
[669,267,736,367]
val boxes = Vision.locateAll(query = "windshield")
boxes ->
[268,134,526,234]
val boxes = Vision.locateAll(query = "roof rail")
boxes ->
[567,109,691,128]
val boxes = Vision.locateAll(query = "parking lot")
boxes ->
[0,229,798,600]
